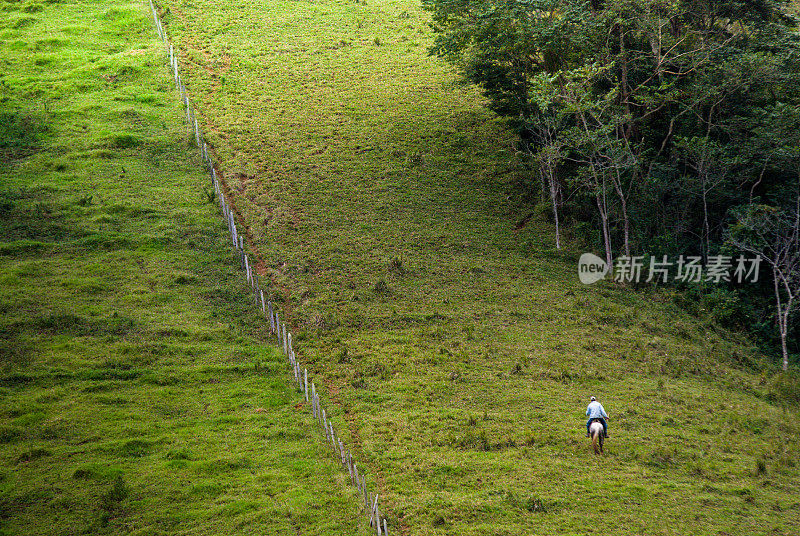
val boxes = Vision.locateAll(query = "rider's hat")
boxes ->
[590,396,596,401]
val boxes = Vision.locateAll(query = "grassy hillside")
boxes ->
[153,0,800,534]
[0,1,371,534]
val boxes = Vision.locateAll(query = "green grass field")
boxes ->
[153,0,800,534]
[1,0,799,534]
[0,1,371,534]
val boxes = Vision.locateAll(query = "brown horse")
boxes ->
[589,418,604,454]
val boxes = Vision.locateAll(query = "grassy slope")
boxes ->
[0,1,370,534]
[155,0,800,534]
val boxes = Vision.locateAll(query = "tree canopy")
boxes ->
[425,0,800,364]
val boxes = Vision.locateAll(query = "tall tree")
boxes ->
[728,194,800,370]
[425,0,800,362]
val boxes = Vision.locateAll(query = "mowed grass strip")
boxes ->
[0,0,371,534]
[155,0,800,534]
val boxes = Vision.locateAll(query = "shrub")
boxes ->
[766,371,800,405]
[16,448,50,464]
[102,476,129,506]
[373,279,390,295]
[0,426,23,444]
[108,133,142,149]
[756,457,767,476]
[98,475,129,526]
[387,256,405,275]
[13,17,38,29]
[0,111,48,150]
[118,439,153,458]
[533,201,554,223]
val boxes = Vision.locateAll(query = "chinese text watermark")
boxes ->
[578,253,761,285]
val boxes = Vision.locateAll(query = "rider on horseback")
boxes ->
[586,396,609,438]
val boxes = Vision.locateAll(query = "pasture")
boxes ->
[0,0,798,534]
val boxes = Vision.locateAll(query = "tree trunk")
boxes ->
[546,157,561,250]
[781,301,791,371]
[551,181,561,250]
[773,266,789,371]
[596,188,613,268]
[611,166,631,257]
[702,174,711,263]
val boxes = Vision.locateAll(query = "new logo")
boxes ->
[578,253,609,285]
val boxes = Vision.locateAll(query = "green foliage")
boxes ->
[97,475,129,526]
[148,0,800,533]
[0,111,48,153]
[99,475,128,512]
[387,256,405,275]
[3,0,799,535]
[767,371,800,405]
[373,278,390,294]
[107,132,142,149]
[425,0,595,117]
[425,0,800,359]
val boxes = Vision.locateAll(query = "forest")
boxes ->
[424,0,800,367]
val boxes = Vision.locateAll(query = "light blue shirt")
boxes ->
[586,401,608,419]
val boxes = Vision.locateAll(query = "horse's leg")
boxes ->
[592,432,599,454]
[599,435,604,454]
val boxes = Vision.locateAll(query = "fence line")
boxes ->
[145,2,389,533]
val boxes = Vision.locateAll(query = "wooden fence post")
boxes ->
[347,450,353,479]
[369,494,381,535]
[267,301,274,332]
[151,19,383,532]
[311,383,317,417]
